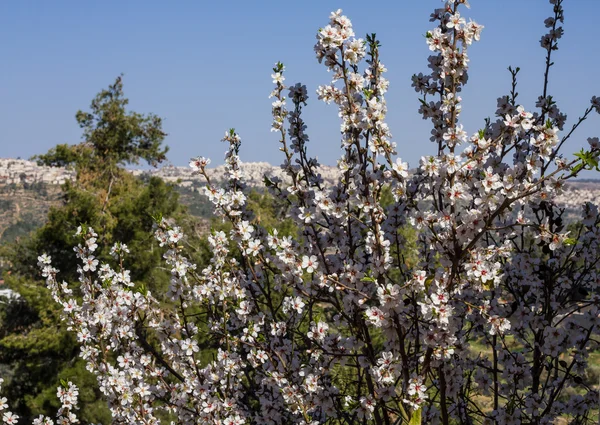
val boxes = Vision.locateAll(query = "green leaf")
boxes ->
[136,283,148,296]
[571,163,584,174]
[361,276,376,283]
[263,176,274,187]
[150,212,163,224]
[103,277,113,288]
[425,277,435,290]
[409,408,422,425]
[273,61,284,73]
[79,223,89,236]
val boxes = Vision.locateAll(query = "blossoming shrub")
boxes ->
[4,0,600,424]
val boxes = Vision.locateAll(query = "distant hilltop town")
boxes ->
[0,158,75,185]
[0,158,340,189]
[131,161,341,188]
[2,158,600,213]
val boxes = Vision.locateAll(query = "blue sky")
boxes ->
[2,0,600,170]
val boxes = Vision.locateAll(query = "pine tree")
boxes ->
[0,76,205,423]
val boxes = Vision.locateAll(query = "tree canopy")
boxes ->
[0,77,198,423]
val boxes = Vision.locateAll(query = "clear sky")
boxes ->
[2,0,599,170]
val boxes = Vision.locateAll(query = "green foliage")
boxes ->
[247,190,295,236]
[32,143,82,168]
[573,149,600,174]
[409,408,422,425]
[27,360,112,425]
[0,274,78,417]
[173,184,214,218]
[0,77,203,423]
[0,199,13,212]
[0,213,42,244]
[34,76,168,170]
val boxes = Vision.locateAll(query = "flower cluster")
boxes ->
[0,378,80,425]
